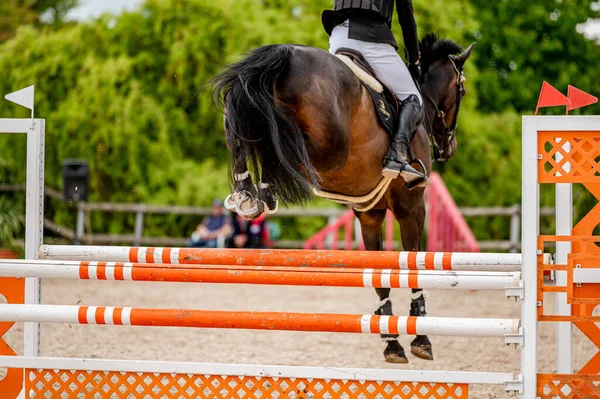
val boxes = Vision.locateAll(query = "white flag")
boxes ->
[5,85,34,110]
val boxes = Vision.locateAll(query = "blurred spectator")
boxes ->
[187,199,232,248]
[228,213,271,248]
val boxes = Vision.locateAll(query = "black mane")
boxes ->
[419,33,463,74]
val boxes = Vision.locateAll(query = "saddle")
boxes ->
[335,48,400,136]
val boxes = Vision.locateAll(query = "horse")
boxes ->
[211,33,474,364]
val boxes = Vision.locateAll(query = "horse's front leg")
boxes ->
[398,206,434,361]
[224,142,263,219]
[356,209,408,364]
[408,287,432,360]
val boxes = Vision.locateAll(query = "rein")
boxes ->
[421,57,465,161]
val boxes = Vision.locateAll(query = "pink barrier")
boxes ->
[305,173,478,253]
[426,172,479,253]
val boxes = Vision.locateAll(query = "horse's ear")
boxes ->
[454,42,475,67]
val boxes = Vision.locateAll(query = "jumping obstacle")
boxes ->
[0,260,521,290]
[40,244,525,271]
[0,305,518,336]
[1,95,600,398]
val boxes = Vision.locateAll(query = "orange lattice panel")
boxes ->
[538,374,600,399]
[537,236,600,322]
[537,235,600,375]
[537,131,600,183]
[0,277,25,398]
[22,369,468,399]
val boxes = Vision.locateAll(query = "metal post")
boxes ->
[134,210,145,247]
[24,119,44,357]
[509,205,521,253]
[555,141,573,373]
[520,116,539,399]
[75,204,85,244]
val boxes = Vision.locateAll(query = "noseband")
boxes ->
[422,56,466,161]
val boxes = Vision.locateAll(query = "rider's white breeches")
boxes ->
[329,21,422,105]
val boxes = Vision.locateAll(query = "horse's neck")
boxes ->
[421,88,439,131]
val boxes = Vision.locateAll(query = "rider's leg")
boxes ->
[328,23,425,186]
[363,48,425,185]
[329,21,421,103]
[381,94,426,185]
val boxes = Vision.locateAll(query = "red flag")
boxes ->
[535,81,570,115]
[567,85,598,111]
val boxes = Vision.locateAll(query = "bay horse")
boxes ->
[212,34,474,364]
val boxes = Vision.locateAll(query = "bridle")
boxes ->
[422,56,466,161]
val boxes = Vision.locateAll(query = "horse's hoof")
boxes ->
[227,191,263,219]
[410,344,434,361]
[224,194,237,211]
[236,199,264,220]
[225,191,249,211]
[410,335,433,360]
[383,341,408,364]
[384,352,409,364]
[237,207,263,220]
[263,199,279,215]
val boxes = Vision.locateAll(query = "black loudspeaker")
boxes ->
[62,160,89,202]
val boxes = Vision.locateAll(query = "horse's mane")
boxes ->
[419,33,463,75]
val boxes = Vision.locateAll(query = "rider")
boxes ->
[323,0,425,187]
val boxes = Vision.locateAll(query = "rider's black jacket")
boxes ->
[322,0,419,64]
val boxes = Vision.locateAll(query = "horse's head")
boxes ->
[419,34,475,161]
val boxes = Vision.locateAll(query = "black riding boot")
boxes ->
[382,94,427,189]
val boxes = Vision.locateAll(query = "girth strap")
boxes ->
[313,176,392,212]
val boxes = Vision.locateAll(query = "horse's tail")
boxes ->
[211,44,318,205]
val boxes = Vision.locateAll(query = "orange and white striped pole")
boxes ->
[0,260,520,290]
[0,304,519,337]
[39,245,525,272]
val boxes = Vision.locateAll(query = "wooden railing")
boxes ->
[1,184,553,251]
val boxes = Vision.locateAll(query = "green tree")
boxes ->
[470,0,600,114]
[0,0,79,42]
